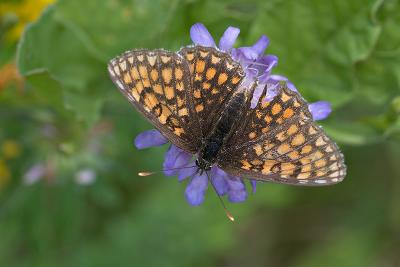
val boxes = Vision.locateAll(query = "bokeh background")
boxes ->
[1,0,400,266]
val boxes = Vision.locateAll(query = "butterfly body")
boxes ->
[198,91,247,169]
[108,45,346,186]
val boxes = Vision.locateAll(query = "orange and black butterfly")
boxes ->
[108,46,346,186]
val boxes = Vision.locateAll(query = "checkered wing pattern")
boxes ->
[108,49,201,152]
[179,46,245,138]
[219,86,346,185]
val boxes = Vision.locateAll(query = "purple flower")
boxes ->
[162,145,192,176]
[185,172,208,206]
[134,132,251,205]
[133,23,335,206]
[190,23,216,47]
[134,130,168,149]
[219,26,240,52]
[308,101,332,121]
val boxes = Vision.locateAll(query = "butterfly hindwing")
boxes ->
[218,86,346,185]
[108,49,201,152]
[178,46,245,138]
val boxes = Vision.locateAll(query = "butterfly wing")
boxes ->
[218,85,346,185]
[108,49,201,152]
[178,46,245,139]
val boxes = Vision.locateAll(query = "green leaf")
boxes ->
[17,5,106,125]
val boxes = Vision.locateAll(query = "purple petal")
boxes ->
[243,68,258,85]
[163,145,192,176]
[286,81,297,92]
[267,75,298,92]
[177,162,197,181]
[211,167,228,195]
[219,26,240,51]
[267,74,287,83]
[258,55,278,74]
[134,130,168,149]
[234,35,269,61]
[236,47,259,60]
[190,23,216,47]
[263,82,280,102]
[251,84,265,108]
[252,35,269,56]
[309,101,332,121]
[226,176,247,203]
[250,180,257,193]
[251,35,269,57]
[230,48,242,61]
[185,173,208,206]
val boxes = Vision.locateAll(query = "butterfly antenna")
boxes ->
[206,171,235,222]
[138,165,195,177]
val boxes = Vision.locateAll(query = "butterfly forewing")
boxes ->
[108,49,200,152]
[218,86,346,185]
[179,46,245,138]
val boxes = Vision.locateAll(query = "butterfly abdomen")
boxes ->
[199,93,246,164]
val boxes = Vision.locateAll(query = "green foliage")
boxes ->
[0,0,399,266]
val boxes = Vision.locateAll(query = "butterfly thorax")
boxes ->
[196,92,247,171]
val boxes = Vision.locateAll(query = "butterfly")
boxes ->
[108,46,346,186]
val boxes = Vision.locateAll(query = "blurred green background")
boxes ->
[1,0,400,266]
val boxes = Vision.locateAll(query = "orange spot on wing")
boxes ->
[254,144,263,156]
[153,84,163,94]
[194,90,201,98]
[248,132,256,139]
[282,108,294,118]
[162,68,172,84]
[150,69,158,81]
[175,68,183,80]
[176,81,184,91]
[144,93,159,109]
[277,143,291,154]
[203,82,211,90]
[292,134,305,146]
[287,124,298,135]
[195,104,204,112]
[271,103,282,115]
[262,160,276,174]
[178,108,188,116]
[206,68,216,80]
[165,86,175,100]
[130,88,140,101]
[174,127,185,136]
[241,160,252,170]
[186,53,194,61]
[196,60,206,73]
[123,73,132,84]
[281,92,291,102]
[211,55,221,64]
[139,65,148,79]
[301,145,312,154]
[231,76,241,85]
[217,73,228,85]
[131,67,140,80]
